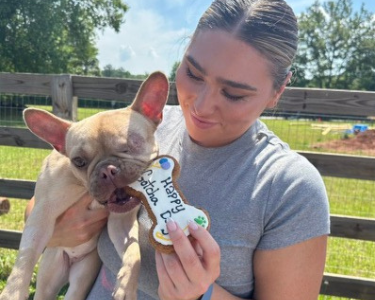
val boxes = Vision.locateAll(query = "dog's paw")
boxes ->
[112,288,137,300]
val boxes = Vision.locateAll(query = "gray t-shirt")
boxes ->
[87,106,330,299]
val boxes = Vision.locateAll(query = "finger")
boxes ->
[161,250,193,287]
[187,221,221,272]
[155,251,176,294]
[79,193,109,221]
[192,239,203,258]
[90,218,108,232]
[87,206,109,221]
[62,193,91,215]
[157,250,200,299]
[79,193,94,207]
[166,219,205,279]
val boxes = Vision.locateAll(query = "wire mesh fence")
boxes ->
[260,113,375,300]
[1,93,375,299]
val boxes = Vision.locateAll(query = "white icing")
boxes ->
[129,156,210,246]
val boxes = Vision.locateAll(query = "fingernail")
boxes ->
[188,220,199,231]
[166,218,177,232]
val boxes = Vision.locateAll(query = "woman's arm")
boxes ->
[192,236,327,300]
[25,195,109,248]
[253,235,327,300]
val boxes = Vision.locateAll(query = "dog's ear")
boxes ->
[131,71,169,125]
[23,108,71,154]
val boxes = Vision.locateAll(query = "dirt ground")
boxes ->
[312,129,375,156]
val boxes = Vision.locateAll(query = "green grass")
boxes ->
[1,112,375,299]
[264,118,375,300]
[261,118,353,152]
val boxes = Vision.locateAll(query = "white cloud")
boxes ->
[147,47,159,59]
[119,45,136,62]
[98,0,366,75]
[96,2,190,75]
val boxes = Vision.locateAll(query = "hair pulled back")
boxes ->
[195,0,298,90]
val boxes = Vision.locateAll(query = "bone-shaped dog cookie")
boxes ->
[126,155,210,253]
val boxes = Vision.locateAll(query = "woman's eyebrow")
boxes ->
[186,55,207,75]
[218,78,258,91]
[186,54,257,92]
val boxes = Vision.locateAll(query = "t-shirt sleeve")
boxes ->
[257,153,330,250]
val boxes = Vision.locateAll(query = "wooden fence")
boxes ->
[1,72,375,299]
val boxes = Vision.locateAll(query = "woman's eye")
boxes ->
[221,89,245,101]
[186,67,203,82]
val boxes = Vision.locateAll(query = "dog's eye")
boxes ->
[122,145,130,153]
[72,157,86,168]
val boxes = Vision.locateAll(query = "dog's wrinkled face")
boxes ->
[66,109,159,212]
[24,71,169,213]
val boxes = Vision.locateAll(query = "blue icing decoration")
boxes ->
[159,157,171,170]
[159,157,168,164]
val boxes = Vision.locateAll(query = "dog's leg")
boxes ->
[64,248,102,300]
[33,248,69,300]
[0,206,58,300]
[0,185,86,300]
[112,229,141,300]
[109,206,141,300]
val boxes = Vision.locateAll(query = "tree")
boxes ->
[101,64,148,80]
[0,0,128,75]
[294,0,375,90]
[169,61,180,82]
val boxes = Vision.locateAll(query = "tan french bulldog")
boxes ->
[0,72,169,300]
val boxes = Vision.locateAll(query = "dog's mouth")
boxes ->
[103,188,141,213]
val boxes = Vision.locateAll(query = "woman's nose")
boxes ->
[193,86,216,116]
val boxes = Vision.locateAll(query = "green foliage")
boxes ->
[294,0,375,91]
[2,117,375,299]
[101,64,148,80]
[0,0,128,75]
[169,61,180,82]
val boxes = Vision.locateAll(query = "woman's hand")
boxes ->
[26,194,109,248]
[155,219,221,300]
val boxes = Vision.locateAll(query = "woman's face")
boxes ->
[175,30,286,148]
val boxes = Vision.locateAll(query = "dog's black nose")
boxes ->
[100,165,119,181]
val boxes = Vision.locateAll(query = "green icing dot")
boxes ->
[194,216,207,227]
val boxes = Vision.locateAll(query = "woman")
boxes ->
[29,0,330,299]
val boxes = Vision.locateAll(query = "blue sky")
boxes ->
[95,0,374,75]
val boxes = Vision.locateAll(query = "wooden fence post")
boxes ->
[51,74,77,121]
[0,197,10,215]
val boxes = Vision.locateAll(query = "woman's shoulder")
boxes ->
[157,105,184,130]
[256,130,330,250]
[265,139,323,186]
[254,121,326,195]
[162,105,183,119]
[155,105,185,156]
[156,105,183,131]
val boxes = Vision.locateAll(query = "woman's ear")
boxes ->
[267,71,292,109]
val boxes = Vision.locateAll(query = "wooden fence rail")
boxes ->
[1,72,375,299]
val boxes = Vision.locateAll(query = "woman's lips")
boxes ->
[190,112,217,129]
